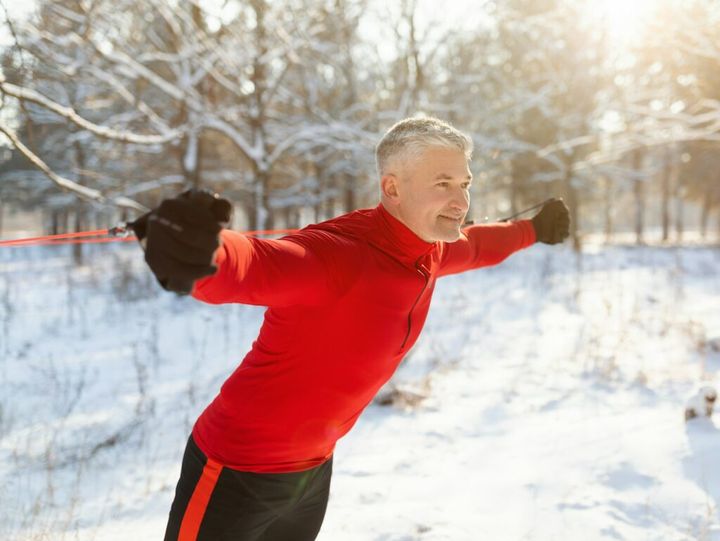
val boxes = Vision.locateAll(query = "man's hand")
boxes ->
[530,198,570,245]
[130,189,233,294]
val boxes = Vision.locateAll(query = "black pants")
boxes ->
[164,436,333,541]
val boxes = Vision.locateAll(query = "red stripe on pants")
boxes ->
[178,458,223,541]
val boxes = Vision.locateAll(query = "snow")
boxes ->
[0,239,718,540]
[0,80,183,145]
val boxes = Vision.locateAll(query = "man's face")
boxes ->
[384,147,472,243]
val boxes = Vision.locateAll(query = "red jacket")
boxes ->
[191,204,535,472]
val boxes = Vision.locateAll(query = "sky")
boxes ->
[0,0,666,78]
[0,0,492,47]
[0,0,33,48]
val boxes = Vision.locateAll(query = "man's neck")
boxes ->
[378,200,408,229]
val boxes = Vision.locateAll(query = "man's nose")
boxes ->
[449,187,469,211]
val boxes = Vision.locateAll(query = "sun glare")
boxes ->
[598,0,660,45]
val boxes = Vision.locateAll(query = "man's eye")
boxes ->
[462,183,471,189]
[437,182,449,188]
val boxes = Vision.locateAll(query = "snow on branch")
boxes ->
[0,120,149,212]
[82,32,201,105]
[86,66,175,135]
[536,134,597,160]
[202,116,264,164]
[0,78,183,145]
[74,31,262,164]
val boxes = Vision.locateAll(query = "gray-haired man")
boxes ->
[138,117,569,541]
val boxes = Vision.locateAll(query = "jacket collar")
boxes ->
[370,204,437,267]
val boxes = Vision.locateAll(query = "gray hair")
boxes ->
[375,116,473,176]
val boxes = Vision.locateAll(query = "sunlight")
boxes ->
[597,0,660,45]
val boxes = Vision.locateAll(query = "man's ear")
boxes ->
[380,174,400,203]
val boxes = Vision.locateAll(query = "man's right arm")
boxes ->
[135,189,358,307]
[192,230,349,307]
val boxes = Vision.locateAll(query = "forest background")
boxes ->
[0,0,718,250]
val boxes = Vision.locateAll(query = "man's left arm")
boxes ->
[438,199,570,277]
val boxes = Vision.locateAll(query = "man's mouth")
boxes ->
[439,215,463,225]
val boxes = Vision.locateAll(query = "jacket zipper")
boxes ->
[400,256,430,351]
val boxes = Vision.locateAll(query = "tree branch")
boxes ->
[0,120,149,212]
[0,77,182,145]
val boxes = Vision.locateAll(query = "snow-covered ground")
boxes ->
[0,238,718,541]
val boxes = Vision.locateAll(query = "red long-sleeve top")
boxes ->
[190,204,535,472]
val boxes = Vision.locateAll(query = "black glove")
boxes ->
[530,198,570,245]
[130,189,233,294]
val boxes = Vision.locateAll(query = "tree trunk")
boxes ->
[602,175,613,242]
[568,183,580,252]
[72,137,87,264]
[675,196,684,243]
[325,196,336,220]
[313,198,322,223]
[630,148,645,245]
[700,188,712,239]
[406,0,423,111]
[73,208,84,266]
[254,171,272,231]
[660,146,671,242]
[282,206,292,229]
[561,163,581,252]
[50,211,60,235]
[312,161,324,223]
[248,0,270,231]
[509,160,520,217]
[633,178,644,245]
[675,175,685,243]
[344,173,356,213]
[182,128,202,189]
[196,134,203,189]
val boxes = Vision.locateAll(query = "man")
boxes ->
[137,117,570,541]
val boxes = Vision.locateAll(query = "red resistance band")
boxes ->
[0,227,300,248]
